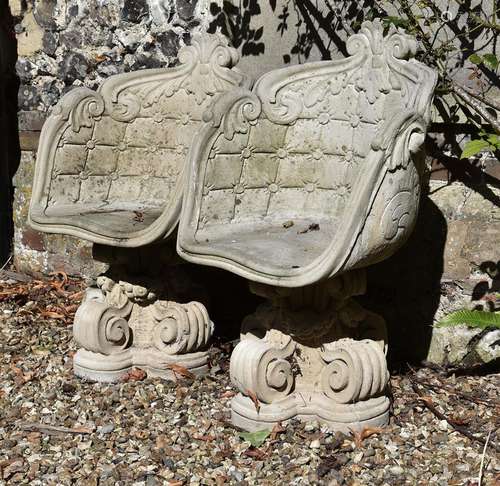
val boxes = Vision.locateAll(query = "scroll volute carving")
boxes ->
[29,33,251,248]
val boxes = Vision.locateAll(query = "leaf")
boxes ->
[435,310,500,329]
[350,426,383,448]
[40,310,66,319]
[483,53,499,70]
[121,368,147,382]
[486,133,500,149]
[468,53,483,65]
[243,447,268,459]
[165,363,195,380]
[270,422,285,440]
[383,16,410,29]
[245,388,260,412]
[269,0,277,11]
[460,139,492,159]
[239,429,271,447]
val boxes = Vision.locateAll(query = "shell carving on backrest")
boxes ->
[178,20,437,287]
[29,33,250,247]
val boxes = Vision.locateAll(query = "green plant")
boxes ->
[435,309,500,330]
[238,429,271,447]
[461,132,500,159]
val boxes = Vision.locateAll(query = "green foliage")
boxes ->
[435,309,500,330]
[468,53,499,70]
[461,133,500,158]
[239,429,271,447]
[382,16,411,30]
[468,53,483,65]
[483,53,499,70]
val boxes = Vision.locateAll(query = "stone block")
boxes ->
[17,13,44,57]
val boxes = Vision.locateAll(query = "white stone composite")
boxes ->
[177,20,437,431]
[29,22,437,431]
[29,33,249,381]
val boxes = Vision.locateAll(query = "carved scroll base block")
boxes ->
[231,394,389,433]
[73,349,210,383]
[229,274,390,432]
[73,276,213,382]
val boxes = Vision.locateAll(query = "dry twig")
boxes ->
[410,380,500,452]
[18,423,93,436]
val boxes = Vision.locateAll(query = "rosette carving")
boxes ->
[73,288,133,355]
[230,332,296,404]
[320,339,388,404]
[151,301,212,354]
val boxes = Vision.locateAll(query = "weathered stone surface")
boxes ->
[13,151,107,277]
[11,0,206,275]
[29,33,249,247]
[177,21,436,430]
[28,33,248,381]
[427,326,500,367]
[17,12,44,57]
[73,274,214,382]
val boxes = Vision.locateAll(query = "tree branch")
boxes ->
[452,83,500,134]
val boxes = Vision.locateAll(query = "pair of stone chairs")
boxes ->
[29,20,436,432]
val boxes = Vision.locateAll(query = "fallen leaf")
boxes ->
[243,447,268,459]
[166,363,195,380]
[351,426,383,448]
[215,475,229,486]
[239,429,271,448]
[121,368,147,382]
[193,434,216,442]
[245,389,260,413]
[270,422,285,440]
[40,310,66,319]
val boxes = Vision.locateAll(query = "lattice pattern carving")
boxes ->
[30,33,250,247]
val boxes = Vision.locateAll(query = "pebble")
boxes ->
[98,424,115,434]
[310,439,321,449]
[0,281,498,485]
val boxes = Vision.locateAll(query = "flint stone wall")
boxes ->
[8,0,500,365]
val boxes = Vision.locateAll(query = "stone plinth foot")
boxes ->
[73,276,213,382]
[229,272,390,431]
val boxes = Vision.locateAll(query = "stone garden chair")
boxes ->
[177,20,437,431]
[29,33,250,381]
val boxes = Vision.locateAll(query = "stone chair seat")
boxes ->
[29,34,250,247]
[178,21,437,288]
[192,218,334,273]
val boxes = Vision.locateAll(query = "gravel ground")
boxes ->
[0,273,499,485]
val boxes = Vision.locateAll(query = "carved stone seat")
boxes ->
[28,33,250,381]
[30,34,249,247]
[178,21,437,431]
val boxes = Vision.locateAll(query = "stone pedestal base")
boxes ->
[229,271,390,432]
[73,276,213,382]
